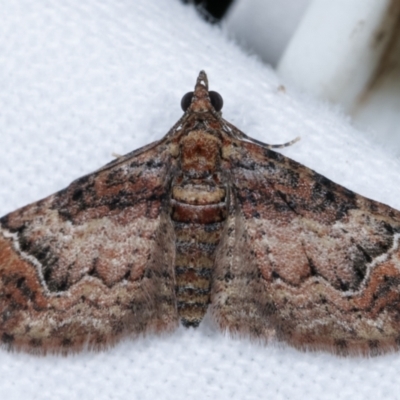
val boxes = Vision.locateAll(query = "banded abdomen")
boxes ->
[170,130,228,327]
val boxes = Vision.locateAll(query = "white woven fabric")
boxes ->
[1,1,400,399]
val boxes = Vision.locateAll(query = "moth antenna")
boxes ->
[239,131,301,149]
[265,136,301,149]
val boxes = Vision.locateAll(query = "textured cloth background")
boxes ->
[1,1,400,399]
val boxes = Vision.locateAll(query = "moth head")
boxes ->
[180,71,224,113]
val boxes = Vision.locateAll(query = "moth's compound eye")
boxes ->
[181,92,194,111]
[209,91,223,112]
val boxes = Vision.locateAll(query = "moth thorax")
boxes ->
[180,130,221,176]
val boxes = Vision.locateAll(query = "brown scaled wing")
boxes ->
[2,70,400,357]
[211,136,400,356]
[0,142,177,353]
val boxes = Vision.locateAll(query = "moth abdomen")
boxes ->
[172,205,227,326]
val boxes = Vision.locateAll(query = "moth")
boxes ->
[1,71,400,356]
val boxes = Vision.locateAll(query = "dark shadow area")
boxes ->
[181,0,234,23]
